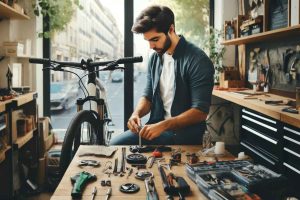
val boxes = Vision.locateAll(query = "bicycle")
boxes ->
[29,56,143,175]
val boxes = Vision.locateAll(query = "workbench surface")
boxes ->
[51,145,235,200]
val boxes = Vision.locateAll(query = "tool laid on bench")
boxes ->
[70,171,97,199]
[158,163,190,200]
[145,176,159,200]
[91,186,97,200]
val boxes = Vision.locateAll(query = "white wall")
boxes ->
[214,0,239,67]
[0,1,44,116]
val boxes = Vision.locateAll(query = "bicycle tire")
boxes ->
[59,110,104,176]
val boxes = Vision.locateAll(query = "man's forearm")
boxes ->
[132,97,151,118]
[161,108,207,131]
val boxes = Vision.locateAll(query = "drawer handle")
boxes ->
[242,125,277,144]
[241,142,275,165]
[284,136,300,146]
[242,109,277,124]
[283,162,300,174]
[284,127,300,136]
[284,147,300,158]
[242,115,277,132]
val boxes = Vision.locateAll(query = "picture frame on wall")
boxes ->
[268,0,289,30]
[289,0,300,26]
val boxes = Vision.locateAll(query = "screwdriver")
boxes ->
[105,188,112,200]
[91,186,97,200]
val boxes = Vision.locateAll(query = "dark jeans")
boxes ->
[109,130,175,145]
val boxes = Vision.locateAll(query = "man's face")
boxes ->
[143,29,171,56]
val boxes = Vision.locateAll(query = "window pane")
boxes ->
[50,0,124,142]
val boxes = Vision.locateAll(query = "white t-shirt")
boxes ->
[159,53,175,119]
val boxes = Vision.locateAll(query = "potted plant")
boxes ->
[202,27,226,84]
[31,0,82,38]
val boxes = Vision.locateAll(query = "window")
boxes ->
[50,0,124,141]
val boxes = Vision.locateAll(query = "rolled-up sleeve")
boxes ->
[188,55,214,114]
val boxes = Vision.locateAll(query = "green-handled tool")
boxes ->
[70,171,97,199]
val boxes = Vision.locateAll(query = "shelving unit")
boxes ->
[0,145,11,163]
[222,24,300,45]
[0,92,38,199]
[14,129,35,148]
[0,2,29,20]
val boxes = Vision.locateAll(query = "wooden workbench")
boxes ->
[50,145,235,200]
[213,89,300,128]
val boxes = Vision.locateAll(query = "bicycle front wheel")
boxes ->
[59,110,104,175]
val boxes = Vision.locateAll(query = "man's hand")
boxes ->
[139,122,166,140]
[127,115,141,133]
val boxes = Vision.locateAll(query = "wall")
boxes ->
[214,0,238,67]
[0,1,44,116]
[209,0,241,145]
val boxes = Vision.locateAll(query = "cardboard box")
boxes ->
[3,42,24,56]
[39,132,54,158]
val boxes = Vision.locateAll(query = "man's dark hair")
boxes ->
[131,5,174,34]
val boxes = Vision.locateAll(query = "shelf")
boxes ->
[0,92,37,112]
[12,92,37,107]
[0,2,30,20]
[0,99,12,113]
[0,145,11,164]
[14,129,35,148]
[221,25,300,45]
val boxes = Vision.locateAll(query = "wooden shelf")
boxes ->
[221,25,300,45]
[0,2,29,20]
[0,92,37,113]
[213,89,300,128]
[0,145,11,164]
[0,99,12,113]
[12,92,37,107]
[14,129,35,148]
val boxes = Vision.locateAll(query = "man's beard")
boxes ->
[154,35,171,56]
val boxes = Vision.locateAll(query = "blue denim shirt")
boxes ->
[143,36,214,144]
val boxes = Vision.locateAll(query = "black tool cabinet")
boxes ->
[240,107,300,194]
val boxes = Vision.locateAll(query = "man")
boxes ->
[110,5,214,145]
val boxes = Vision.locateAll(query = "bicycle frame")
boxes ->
[29,56,143,144]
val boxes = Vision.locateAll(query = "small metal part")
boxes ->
[127,168,133,179]
[78,160,100,167]
[106,180,111,186]
[135,171,154,180]
[119,183,140,193]
[91,186,97,200]
[101,180,106,186]
[113,158,118,175]
[104,188,112,200]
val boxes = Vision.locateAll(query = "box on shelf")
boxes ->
[39,132,55,158]
[220,68,245,88]
[3,42,24,57]
[38,117,50,140]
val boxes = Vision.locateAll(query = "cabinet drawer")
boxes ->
[241,109,280,140]
[241,124,280,158]
[240,141,280,171]
[283,126,300,153]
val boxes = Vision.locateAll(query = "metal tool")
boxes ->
[105,188,112,200]
[149,157,165,168]
[119,183,140,193]
[78,160,100,167]
[127,168,133,179]
[145,177,159,200]
[91,186,97,200]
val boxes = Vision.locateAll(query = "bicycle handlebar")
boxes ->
[29,56,143,69]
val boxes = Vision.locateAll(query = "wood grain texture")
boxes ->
[51,145,235,200]
[213,89,300,128]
